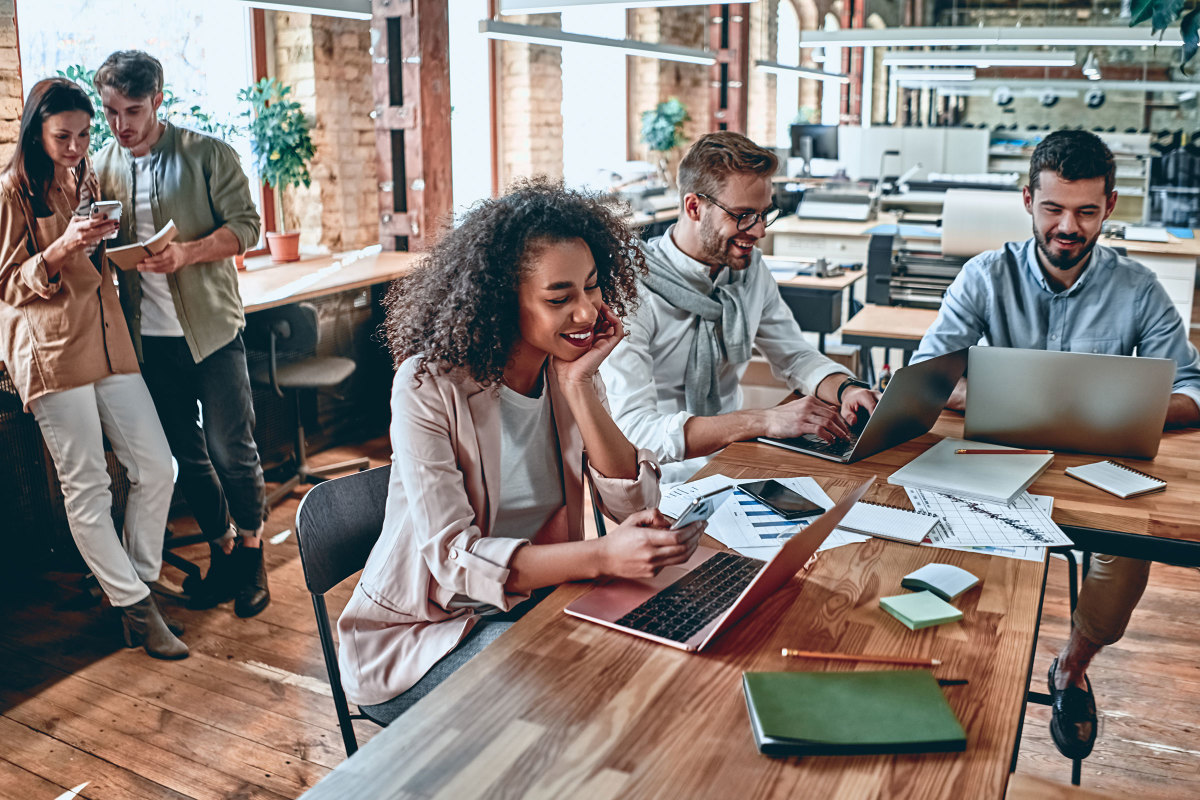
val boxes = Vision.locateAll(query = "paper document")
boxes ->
[906,487,1070,552]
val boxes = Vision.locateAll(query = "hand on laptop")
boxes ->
[838,386,880,426]
[762,396,853,443]
[601,509,705,579]
[945,377,967,412]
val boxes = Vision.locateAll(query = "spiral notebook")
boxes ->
[1065,461,1167,499]
[838,502,941,545]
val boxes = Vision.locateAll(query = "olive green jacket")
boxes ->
[94,122,261,363]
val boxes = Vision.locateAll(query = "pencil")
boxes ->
[781,648,942,667]
[954,449,1052,455]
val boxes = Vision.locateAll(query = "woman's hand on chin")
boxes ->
[553,302,624,388]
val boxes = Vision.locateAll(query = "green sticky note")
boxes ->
[880,591,964,630]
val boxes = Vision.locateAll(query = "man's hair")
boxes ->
[94,50,164,99]
[1028,130,1115,195]
[677,132,779,201]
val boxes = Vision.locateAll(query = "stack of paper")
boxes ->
[906,488,1069,562]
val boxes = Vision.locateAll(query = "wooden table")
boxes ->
[840,303,940,378]
[238,247,419,313]
[299,427,1050,799]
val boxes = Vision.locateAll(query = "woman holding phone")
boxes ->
[337,180,705,720]
[0,78,184,659]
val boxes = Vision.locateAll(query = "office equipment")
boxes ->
[940,190,1032,258]
[880,591,964,630]
[293,465,392,756]
[865,231,969,308]
[564,479,872,651]
[1122,225,1171,242]
[1065,461,1167,499]
[742,670,967,756]
[780,649,942,667]
[797,185,877,221]
[837,501,941,544]
[901,563,980,601]
[964,347,1174,459]
[890,438,1053,506]
[907,487,1072,549]
[790,123,839,161]
[758,348,967,462]
[738,479,823,519]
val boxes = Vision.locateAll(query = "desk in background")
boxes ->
[840,303,939,379]
[772,266,865,352]
[239,247,418,312]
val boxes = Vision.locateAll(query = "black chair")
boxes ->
[294,464,391,756]
[245,302,369,508]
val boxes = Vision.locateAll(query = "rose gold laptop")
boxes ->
[565,478,873,652]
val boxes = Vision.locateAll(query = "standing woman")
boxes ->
[0,78,184,659]
[337,180,703,720]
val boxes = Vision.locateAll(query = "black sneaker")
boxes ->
[186,541,239,610]
[233,545,271,618]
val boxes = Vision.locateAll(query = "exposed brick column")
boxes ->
[0,0,21,163]
[626,8,709,165]
[498,13,563,189]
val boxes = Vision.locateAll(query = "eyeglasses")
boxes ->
[696,193,782,232]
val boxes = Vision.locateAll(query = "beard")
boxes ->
[1033,223,1098,270]
[697,219,753,270]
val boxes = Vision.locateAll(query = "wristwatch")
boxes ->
[836,376,870,403]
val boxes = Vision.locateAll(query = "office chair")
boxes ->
[245,302,369,508]
[294,464,391,756]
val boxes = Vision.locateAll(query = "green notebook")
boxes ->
[880,590,964,630]
[742,670,967,757]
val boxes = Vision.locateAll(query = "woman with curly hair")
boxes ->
[336,180,703,722]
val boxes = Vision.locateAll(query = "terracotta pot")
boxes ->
[266,231,302,263]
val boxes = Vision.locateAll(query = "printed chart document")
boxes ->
[107,220,178,271]
[906,488,1069,560]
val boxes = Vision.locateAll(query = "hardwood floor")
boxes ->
[1,437,1197,799]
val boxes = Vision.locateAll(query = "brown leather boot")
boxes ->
[233,544,271,618]
[121,595,189,660]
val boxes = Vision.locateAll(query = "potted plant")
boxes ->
[239,78,315,263]
[639,97,689,189]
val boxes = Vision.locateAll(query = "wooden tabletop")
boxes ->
[841,304,940,342]
[238,247,419,313]
[300,457,1047,799]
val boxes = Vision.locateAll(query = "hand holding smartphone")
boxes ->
[90,200,122,239]
[738,479,825,520]
[667,485,733,530]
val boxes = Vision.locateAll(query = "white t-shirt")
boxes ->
[133,155,184,337]
[448,376,565,611]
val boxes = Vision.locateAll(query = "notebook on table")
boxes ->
[742,670,967,757]
[1065,461,1167,499]
[837,502,940,545]
[887,438,1053,506]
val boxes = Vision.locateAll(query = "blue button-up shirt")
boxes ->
[911,239,1200,411]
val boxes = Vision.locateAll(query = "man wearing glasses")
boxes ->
[601,132,879,484]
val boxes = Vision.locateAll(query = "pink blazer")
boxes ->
[337,356,661,706]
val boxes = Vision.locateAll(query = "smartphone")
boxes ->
[91,200,122,239]
[738,479,824,520]
[667,485,733,530]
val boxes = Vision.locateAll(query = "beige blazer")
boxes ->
[337,356,662,707]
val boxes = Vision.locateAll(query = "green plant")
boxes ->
[58,64,239,153]
[639,98,689,154]
[1131,0,1200,73]
[238,77,314,191]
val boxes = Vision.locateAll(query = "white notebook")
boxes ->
[887,438,1054,506]
[837,502,941,545]
[1065,460,1167,499]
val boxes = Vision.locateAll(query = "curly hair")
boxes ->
[383,178,646,385]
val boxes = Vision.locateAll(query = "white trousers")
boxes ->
[30,373,174,607]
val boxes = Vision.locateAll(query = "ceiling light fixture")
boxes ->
[1082,51,1102,80]
[754,60,850,83]
[883,50,1076,67]
[238,0,370,19]
[479,19,717,65]
[797,26,1184,49]
[498,0,754,12]
[893,67,978,82]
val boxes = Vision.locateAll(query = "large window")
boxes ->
[560,8,627,190]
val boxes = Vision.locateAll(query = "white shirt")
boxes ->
[133,155,183,337]
[600,226,851,485]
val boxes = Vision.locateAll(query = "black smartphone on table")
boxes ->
[738,479,825,520]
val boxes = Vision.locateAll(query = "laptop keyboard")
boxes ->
[614,551,765,643]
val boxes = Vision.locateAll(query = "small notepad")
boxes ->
[838,502,941,544]
[1065,460,1167,499]
[880,591,964,630]
[901,563,979,601]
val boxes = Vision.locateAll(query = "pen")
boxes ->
[937,679,969,687]
[954,449,1052,455]
[781,648,942,667]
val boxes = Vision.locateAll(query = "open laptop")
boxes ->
[565,478,873,652]
[757,348,968,463]
[964,346,1174,459]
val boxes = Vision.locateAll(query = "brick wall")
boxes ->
[270,11,378,251]
[498,13,564,190]
[0,0,20,164]
[746,0,778,148]
[627,7,709,180]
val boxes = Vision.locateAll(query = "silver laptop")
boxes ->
[757,348,969,462]
[564,479,873,652]
[964,346,1174,459]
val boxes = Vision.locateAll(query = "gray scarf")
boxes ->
[640,238,752,416]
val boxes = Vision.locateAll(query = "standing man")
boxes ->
[600,132,879,485]
[93,51,270,617]
[911,129,1200,759]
